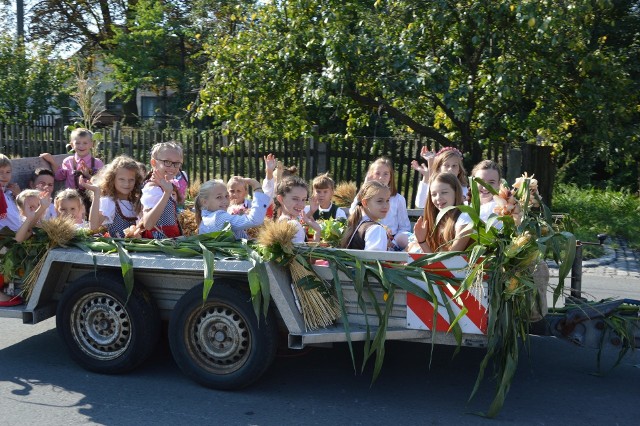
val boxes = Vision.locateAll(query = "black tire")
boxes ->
[56,271,160,374]
[168,283,278,390]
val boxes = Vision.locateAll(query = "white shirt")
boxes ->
[141,184,165,210]
[262,177,275,199]
[362,215,388,251]
[99,197,139,225]
[43,203,57,220]
[349,192,411,236]
[415,181,469,209]
[479,200,503,230]
[0,189,23,232]
[199,191,270,239]
[303,203,347,220]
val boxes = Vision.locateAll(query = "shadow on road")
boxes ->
[1,325,639,425]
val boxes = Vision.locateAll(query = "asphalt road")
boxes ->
[1,273,638,426]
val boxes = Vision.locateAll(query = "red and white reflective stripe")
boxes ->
[406,256,488,335]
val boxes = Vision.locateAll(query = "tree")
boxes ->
[103,0,206,120]
[196,0,639,168]
[26,0,245,124]
[0,35,71,123]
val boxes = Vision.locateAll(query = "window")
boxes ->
[105,92,124,114]
[140,96,158,119]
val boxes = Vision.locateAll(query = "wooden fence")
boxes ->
[0,122,552,207]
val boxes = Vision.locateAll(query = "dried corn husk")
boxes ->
[333,181,357,207]
[257,220,297,255]
[188,179,201,202]
[289,259,339,331]
[20,216,79,300]
[178,209,198,236]
[39,216,78,247]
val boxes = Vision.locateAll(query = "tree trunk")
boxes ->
[122,89,138,125]
[521,144,555,208]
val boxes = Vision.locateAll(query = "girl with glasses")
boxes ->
[140,141,184,238]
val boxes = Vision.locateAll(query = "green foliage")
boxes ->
[103,0,207,118]
[317,217,347,247]
[0,36,72,123]
[553,183,640,250]
[196,0,639,166]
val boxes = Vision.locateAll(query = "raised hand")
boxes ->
[264,154,277,171]
[38,191,51,209]
[420,146,436,161]
[413,216,428,245]
[307,194,320,216]
[410,160,429,178]
[6,182,20,195]
[78,176,99,192]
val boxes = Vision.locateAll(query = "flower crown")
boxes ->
[437,146,463,157]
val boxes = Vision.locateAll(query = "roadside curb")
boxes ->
[582,245,617,268]
[546,244,616,271]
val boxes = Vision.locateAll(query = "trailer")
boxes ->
[1,245,637,392]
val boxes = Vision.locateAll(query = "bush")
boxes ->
[553,184,640,252]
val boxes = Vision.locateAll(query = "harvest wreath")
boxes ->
[0,175,636,417]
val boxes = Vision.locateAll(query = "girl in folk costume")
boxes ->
[341,181,391,251]
[141,142,184,239]
[94,156,144,238]
[412,146,468,209]
[273,175,321,243]
[408,172,472,254]
[349,157,411,249]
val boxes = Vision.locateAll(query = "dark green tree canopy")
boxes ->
[197,0,639,168]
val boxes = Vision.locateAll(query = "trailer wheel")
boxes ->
[169,283,278,390]
[56,272,160,374]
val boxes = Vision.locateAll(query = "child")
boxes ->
[408,173,472,253]
[0,190,50,306]
[195,178,269,240]
[470,160,502,225]
[0,154,22,232]
[304,173,347,221]
[29,168,57,219]
[341,181,391,251]
[274,176,321,243]
[227,175,252,214]
[54,185,101,230]
[141,141,184,238]
[263,154,298,199]
[40,128,104,190]
[174,169,189,203]
[349,157,411,249]
[94,155,143,238]
[412,146,468,208]
[14,190,50,243]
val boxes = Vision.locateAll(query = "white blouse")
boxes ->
[349,192,411,236]
[415,181,470,209]
[99,197,138,225]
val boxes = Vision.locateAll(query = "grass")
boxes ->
[553,184,640,259]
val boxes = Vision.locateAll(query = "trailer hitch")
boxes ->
[552,299,640,348]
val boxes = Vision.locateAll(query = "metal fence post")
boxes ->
[570,241,583,298]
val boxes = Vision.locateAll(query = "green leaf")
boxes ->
[198,242,215,303]
[113,241,134,300]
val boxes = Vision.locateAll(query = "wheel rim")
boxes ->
[185,302,252,375]
[70,292,132,361]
